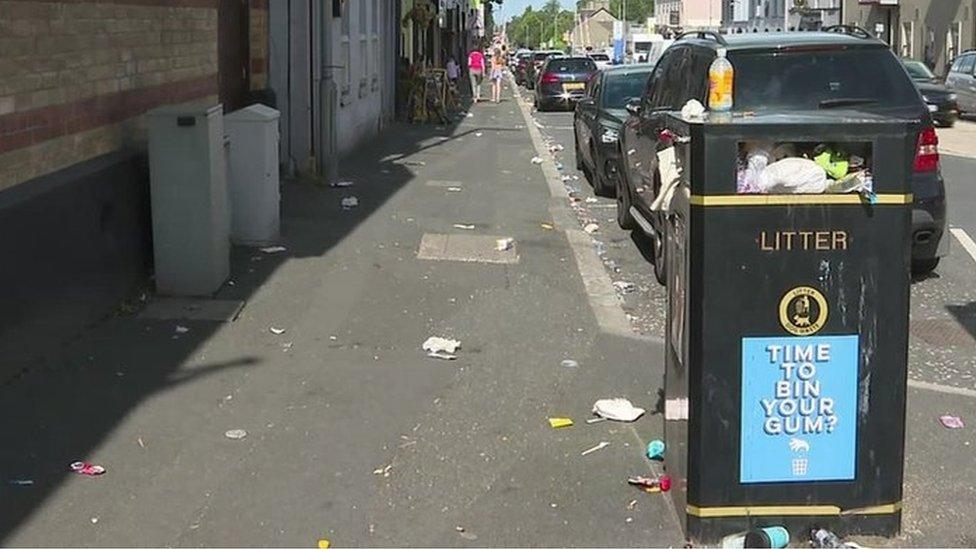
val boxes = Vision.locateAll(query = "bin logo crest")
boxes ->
[779,286,828,336]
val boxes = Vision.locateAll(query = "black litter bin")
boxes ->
[661,112,919,544]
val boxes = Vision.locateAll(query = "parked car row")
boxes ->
[572,30,948,279]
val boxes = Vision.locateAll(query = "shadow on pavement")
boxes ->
[0,104,474,543]
[946,301,976,343]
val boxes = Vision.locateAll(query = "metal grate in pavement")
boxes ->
[910,318,976,348]
[416,233,519,265]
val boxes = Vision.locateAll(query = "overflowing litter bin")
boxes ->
[661,112,919,544]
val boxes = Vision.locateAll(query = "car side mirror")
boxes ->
[626,99,642,116]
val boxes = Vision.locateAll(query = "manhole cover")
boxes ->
[910,318,976,348]
[417,233,519,265]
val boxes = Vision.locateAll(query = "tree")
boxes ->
[507,2,577,50]
[608,0,655,24]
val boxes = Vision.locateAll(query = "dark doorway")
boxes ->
[218,0,250,111]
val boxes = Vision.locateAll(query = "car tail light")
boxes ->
[540,72,560,84]
[913,127,940,173]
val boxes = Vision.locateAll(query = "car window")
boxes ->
[958,54,976,75]
[587,72,602,98]
[548,58,597,73]
[603,70,652,109]
[685,47,714,104]
[589,54,610,61]
[533,52,550,61]
[950,56,964,73]
[903,60,936,80]
[730,48,922,113]
[653,46,689,109]
[643,48,676,110]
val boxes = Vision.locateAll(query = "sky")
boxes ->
[496,0,577,23]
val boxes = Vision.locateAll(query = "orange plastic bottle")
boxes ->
[708,48,734,112]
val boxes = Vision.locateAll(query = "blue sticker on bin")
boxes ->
[740,335,858,483]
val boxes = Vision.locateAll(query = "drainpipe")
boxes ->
[317,0,339,184]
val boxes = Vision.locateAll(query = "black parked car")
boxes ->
[524,50,562,90]
[533,56,597,111]
[902,58,958,127]
[618,28,947,281]
[573,64,654,197]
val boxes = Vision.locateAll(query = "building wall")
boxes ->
[0,0,223,193]
[332,0,395,154]
[843,0,976,75]
[250,0,269,89]
[683,0,724,29]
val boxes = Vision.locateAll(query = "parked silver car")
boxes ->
[945,50,976,117]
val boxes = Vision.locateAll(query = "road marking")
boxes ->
[950,227,976,265]
[907,378,976,399]
[511,77,649,342]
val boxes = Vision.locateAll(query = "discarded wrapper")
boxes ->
[453,223,475,230]
[330,180,354,188]
[628,474,671,492]
[317,539,331,549]
[592,398,646,422]
[340,197,359,209]
[939,415,965,429]
[224,429,248,440]
[531,156,544,164]
[646,439,666,460]
[422,336,461,360]
[260,246,287,254]
[583,223,599,234]
[70,461,106,476]
[548,417,574,429]
[269,326,286,335]
[496,238,515,251]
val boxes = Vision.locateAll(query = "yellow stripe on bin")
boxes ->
[688,194,914,206]
[685,501,902,518]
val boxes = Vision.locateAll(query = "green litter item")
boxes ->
[814,150,850,180]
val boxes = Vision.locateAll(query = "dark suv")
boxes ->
[618,28,948,279]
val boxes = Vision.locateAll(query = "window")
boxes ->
[730,49,921,113]
[644,48,674,110]
[958,54,976,75]
[653,47,689,109]
[371,0,380,80]
[901,21,914,58]
[360,0,369,78]
[947,22,962,67]
[603,69,652,108]
[341,0,351,89]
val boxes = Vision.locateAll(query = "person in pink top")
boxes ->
[468,47,485,103]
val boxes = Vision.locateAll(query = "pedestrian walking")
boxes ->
[468,47,485,103]
[446,55,460,87]
[490,48,505,103]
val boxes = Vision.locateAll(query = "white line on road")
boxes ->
[950,227,976,266]
[908,378,976,399]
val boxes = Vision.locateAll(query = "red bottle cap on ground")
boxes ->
[660,475,672,492]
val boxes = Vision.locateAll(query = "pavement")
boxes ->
[0,82,682,547]
[3,77,976,547]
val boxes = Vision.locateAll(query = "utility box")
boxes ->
[661,112,919,544]
[225,104,281,246]
[147,102,229,296]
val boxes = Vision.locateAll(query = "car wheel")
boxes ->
[615,167,636,230]
[591,147,612,197]
[912,258,940,276]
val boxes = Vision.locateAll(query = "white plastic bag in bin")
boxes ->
[758,158,828,194]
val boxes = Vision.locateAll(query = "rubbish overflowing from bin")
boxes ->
[736,141,874,199]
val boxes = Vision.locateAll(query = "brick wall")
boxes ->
[250,0,268,89]
[0,0,221,192]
